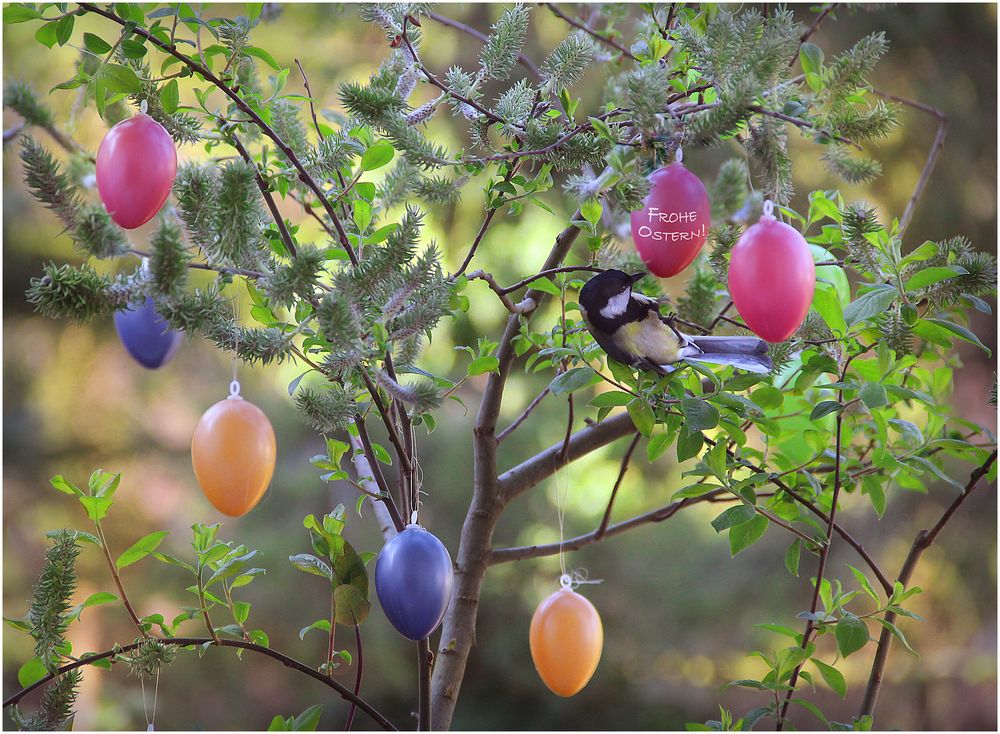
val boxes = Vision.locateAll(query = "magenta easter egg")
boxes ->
[728,212,815,343]
[630,163,711,278]
[96,114,177,229]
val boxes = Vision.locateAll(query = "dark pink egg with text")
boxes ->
[728,214,815,343]
[96,114,177,229]
[630,163,711,278]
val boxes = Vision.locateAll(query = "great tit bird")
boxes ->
[578,269,772,374]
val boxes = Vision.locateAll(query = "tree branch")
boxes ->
[859,450,997,719]
[496,386,550,443]
[498,410,637,505]
[490,488,728,564]
[2,637,398,731]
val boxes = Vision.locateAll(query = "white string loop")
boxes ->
[674,146,684,164]
[763,199,775,218]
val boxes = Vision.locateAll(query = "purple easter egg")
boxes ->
[375,525,454,641]
[114,297,182,369]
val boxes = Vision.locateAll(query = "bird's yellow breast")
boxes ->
[616,311,682,365]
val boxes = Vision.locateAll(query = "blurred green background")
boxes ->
[3,3,996,730]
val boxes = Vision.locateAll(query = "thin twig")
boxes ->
[859,450,997,718]
[500,265,604,295]
[295,58,325,140]
[497,387,551,443]
[871,89,949,238]
[595,432,642,539]
[2,637,397,730]
[790,3,840,68]
[466,270,534,314]
[425,10,541,79]
[344,623,364,730]
[417,639,432,730]
[94,522,147,637]
[544,3,637,61]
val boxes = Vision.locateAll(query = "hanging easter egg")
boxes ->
[529,587,604,697]
[114,297,182,369]
[191,389,276,517]
[375,525,454,641]
[96,114,177,229]
[630,158,711,278]
[728,202,816,343]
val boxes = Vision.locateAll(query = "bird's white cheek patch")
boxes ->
[600,289,631,318]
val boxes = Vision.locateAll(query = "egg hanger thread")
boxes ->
[141,669,159,732]
[763,200,775,219]
[674,145,683,165]
[229,293,241,399]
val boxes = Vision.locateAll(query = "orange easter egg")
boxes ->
[191,396,276,517]
[529,588,603,697]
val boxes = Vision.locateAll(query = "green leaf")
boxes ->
[18,658,48,688]
[676,428,703,462]
[83,32,113,55]
[581,197,602,227]
[681,397,719,432]
[530,276,562,297]
[799,42,824,75]
[847,564,880,605]
[50,475,84,496]
[4,4,43,23]
[360,140,394,171]
[671,483,722,501]
[835,614,869,657]
[467,355,500,376]
[810,400,843,421]
[859,382,888,410]
[35,21,58,48]
[861,475,886,518]
[120,38,147,58]
[78,495,113,523]
[729,514,768,556]
[844,285,897,328]
[293,704,324,731]
[160,78,179,114]
[54,15,74,46]
[750,386,783,411]
[904,265,967,291]
[289,553,332,580]
[69,591,118,621]
[116,531,170,569]
[711,504,756,532]
[299,619,331,640]
[874,618,918,655]
[627,398,655,436]
[99,63,142,94]
[244,45,281,70]
[812,282,846,336]
[233,600,250,625]
[589,391,633,408]
[549,366,599,395]
[925,318,991,355]
[784,538,802,577]
[811,659,847,697]
[333,583,371,625]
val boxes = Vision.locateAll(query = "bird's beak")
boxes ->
[628,272,647,286]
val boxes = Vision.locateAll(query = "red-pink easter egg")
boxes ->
[630,163,711,278]
[728,212,816,343]
[96,114,177,229]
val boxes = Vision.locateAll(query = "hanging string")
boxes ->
[674,145,683,165]
[552,463,602,592]
[140,98,148,115]
[141,670,159,731]
[763,199,775,219]
[229,292,241,399]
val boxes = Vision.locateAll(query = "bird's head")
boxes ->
[579,269,647,319]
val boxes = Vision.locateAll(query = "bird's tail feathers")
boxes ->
[687,335,768,356]
[683,352,772,374]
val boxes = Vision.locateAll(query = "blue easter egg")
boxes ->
[375,525,454,641]
[113,297,182,369]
